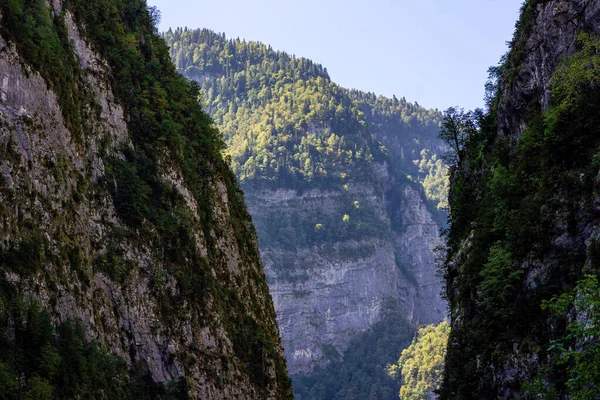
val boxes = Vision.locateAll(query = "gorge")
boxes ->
[165,29,448,397]
[5,0,600,398]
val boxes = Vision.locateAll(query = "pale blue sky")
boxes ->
[149,0,524,111]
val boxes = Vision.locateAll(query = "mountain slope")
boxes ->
[441,0,600,398]
[0,1,291,398]
[164,27,448,390]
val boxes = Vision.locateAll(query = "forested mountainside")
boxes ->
[164,28,446,204]
[165,28,447,398]
[441,0,600,398]
[0,1,292,398]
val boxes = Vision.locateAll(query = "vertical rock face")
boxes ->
[0,2,291,398]
[393,185,446,324]
[252,176,445,374]
[497,0,600,138]
[442,0,600,398]
[241,112,448,376]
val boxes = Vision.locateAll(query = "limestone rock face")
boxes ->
[246,166,446,374]
[0,4,291,399]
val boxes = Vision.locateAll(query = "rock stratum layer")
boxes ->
[0,1,291,398]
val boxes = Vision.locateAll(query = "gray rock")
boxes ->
[246,165,446,374]
[498,0,600,138]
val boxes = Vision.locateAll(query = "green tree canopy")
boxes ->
[388,322,449,400]
[163,28,447,206]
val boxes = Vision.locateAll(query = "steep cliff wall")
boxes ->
[252,167,445,374]
[442,0,600,398]
[498,0,600,138]
[0,1,291,398]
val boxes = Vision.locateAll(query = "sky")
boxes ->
[148,0,524,112]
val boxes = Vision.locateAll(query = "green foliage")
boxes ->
[230,315,278,388]
[388,322,449,400]
[92,249,135,283]
[438,107,481,168]
[528,275,600,399]
[547,32,600,129]
[163,28,444,193]
[165,28,378,188]
[255,195,388,254]
[0,362,19,399]
[477,244,523,320]
[0,300,187,399]
[440,30,600,399]
[414,149,449,209]
[105,155,152,227]
[0,235,45,274]
[292,302,415,400]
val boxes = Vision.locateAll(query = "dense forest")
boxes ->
[440,0,600,397]
[163,28,446,207]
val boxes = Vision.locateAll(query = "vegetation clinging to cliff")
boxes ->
[0,0,292,396]
[440,30,600,398]
[0,300,187,399]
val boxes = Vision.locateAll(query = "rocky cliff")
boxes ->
[253,166,445,374]
[164,28,448,378]
[441,0,600,398]
[0,1,291,398]
[497,0,600,138]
